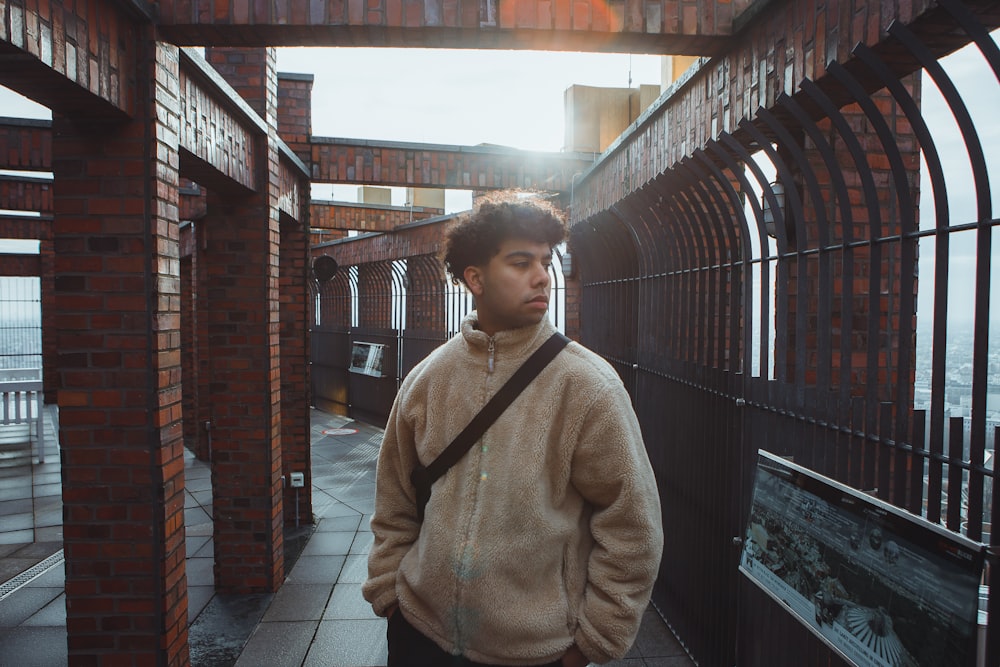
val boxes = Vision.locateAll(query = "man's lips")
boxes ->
[527,296,549,307]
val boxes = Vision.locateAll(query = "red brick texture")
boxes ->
[0,119,53,170]
[199,48,286,594]
[277,72,314,165]
[50,34,189,667]
[311,200,443,233]
[280,213,313,525]
[311,139,595,191]
[155,0,732,54]
[0,0,138,118]
[202,185,285,594]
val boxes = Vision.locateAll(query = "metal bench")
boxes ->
[0,368,45,464]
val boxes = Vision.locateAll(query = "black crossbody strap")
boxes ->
[411,331,569,519]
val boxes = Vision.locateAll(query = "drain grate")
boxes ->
[0,549,64,602]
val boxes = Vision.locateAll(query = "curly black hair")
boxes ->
[441,190,567,287]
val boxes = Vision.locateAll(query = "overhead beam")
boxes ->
[154,0,734,54]
[311,199,443,233]
[312,137,595,192]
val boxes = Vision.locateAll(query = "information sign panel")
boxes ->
[740,450,985,667]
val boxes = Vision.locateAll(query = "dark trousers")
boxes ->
[386,611,563,667]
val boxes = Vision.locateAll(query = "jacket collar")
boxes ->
[460,311,556,360]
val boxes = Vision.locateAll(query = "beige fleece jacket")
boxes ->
[363,313,663,665]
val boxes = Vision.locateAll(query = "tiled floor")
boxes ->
[0,407,695,667]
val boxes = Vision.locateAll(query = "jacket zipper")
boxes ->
[487,336,496,373]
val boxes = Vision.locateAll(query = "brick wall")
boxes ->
[51,34,189,666]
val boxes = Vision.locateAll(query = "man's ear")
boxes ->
[464,265,484,296]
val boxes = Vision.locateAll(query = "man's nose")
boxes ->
[533,263,550,286]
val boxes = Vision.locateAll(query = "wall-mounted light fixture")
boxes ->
[312,255,339,283]
[761,181,786,239]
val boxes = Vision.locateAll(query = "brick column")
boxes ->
[40,218,57,402]
[52,35,189,667]
[207,46,313,531]
[180,223,200,453]
[281,214,312,525]
[277,73,314,165]
[202,47,285,592]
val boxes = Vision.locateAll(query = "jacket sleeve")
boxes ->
[361,388,423,617]
[569,380,665,664]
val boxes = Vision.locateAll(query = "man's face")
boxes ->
[463,237,553,336]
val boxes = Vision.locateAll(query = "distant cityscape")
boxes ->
[914,320,1000,450]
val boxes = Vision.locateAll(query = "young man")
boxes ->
[363,191,663,667]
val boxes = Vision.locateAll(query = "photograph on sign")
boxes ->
[349,342,386,377]
[740,450,984,667]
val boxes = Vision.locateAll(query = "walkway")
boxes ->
[0,407,694,666]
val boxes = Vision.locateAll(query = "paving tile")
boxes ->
[20,592,66,626]
[337,554,369,584]
[188,584,215,623]
[188,593,273,667]
[262,583,332,622]
[300,531,355,556]
[185,534,211,558]
[303,618,388,667]
[633,609,688,658]
[322,583,378,620]
[285,554,346,585]
[0,485,31,502]
[349,532,374,555]
[33,525,62,542]
[24,563,64,588]
[0,586,62,627]
[316,515,363,532]
[0,557,40,582]
[314,498,363,519]
[186,555,215,587]
[0,625,68,667]
[235,620,319,667]
[0,528,34,544]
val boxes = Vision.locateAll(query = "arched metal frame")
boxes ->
[571,9,1000,666]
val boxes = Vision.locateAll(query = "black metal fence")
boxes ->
[305,7,998,663]
[0,276,42,373]
[569,4,999,665]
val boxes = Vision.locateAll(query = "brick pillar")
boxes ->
[195,221,213,462]
[281,213,312,525]
[277,73,314,165]
[40,217,57,402]
[202,47,285,593]
[204,47,269,118]
[52,36,189,667]
[180,222,199,453]
[203,184,284,592]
